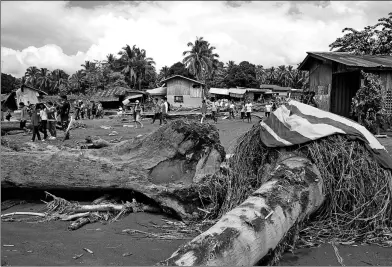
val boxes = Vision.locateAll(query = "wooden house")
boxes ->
[298,52,392,118]
[92,86,147,109]
[162,75,205,108]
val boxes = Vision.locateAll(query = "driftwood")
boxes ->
[68,216,96,231]
[60,212,90,221]
[1,212,47,218]
[161,154,325,266]
[1,120,225,220]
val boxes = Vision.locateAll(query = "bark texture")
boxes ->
[160,154,325,266]
[1,120,225,220]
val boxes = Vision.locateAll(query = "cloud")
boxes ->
[1,1,390,78]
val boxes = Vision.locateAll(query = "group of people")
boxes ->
[200,98,254,124]
[74,100,103,120]
[151,97,170,126]
[19,95,71,142]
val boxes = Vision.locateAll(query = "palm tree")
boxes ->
[118,44,137,87]
[25,66,40,87]
[68,70,85,94]
[133,47,156,90]
[104,54,117,70]
[36,68,52,92]
[183,37,213,81]
[51,69,69,94]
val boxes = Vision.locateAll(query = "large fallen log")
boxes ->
[1,121,32,132]
[160,154,325,266]
[1,120,225,220]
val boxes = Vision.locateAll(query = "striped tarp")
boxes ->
[260,100,392,170]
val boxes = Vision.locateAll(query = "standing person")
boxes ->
[74,100,80,120]
[307,91,318,108]
[132,103,137,122]
[161,97,168,125]
[60,96,71,139]
[80,101,85,119]
[19,102,29,131]
[91,101,96,119]
[86,102,91,119]
[211,98,218,124]
[5,110,12,121]
[30,104,42,142]
[229,101,235,119]
[97,102,103,118]
[245,99,253,123]
[265,102,272,118]
[240,102,246,121]
[46,101,57,140]
[134,100,143,128]
[152,98,162,124]
[39,103,48,141]
[200,99,207,124]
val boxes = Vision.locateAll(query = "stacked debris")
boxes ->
[1,192,160,230]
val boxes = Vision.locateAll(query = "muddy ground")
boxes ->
[2,115,392,266]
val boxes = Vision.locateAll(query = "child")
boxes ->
[152,98,162,125]
[46,101,57,140]
[200,99,207,124]
[39,103,48,140]
[31,104,42,142]
[134,100,143,128]
[240,102,245,121]
[265,102,272,118]
[19,102,29,131]
[211,99,218,124]
[5,110,12,121]
[229,101,235,119]
[245,99,253,123]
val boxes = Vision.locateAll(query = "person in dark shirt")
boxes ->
[60,96,70,130]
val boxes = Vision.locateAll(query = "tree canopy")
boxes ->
[329,12,392,55]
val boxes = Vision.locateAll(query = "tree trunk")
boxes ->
[1,120,225,220]
[160,154,325,266]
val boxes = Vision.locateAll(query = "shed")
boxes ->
[162,75,205,108]
[209,88,229,99]
[92,86,130,109]
[2,85,48,110]
[228,88,247,99]
[298,52,392,117]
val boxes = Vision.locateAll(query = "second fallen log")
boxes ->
[161,154,325,266]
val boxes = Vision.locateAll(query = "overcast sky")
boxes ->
[1,1,390,78]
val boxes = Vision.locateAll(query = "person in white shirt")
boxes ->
[229,101,235,119]
[160,97,169,125]
[39,103,49,140]
[245,100,253,123]
[265,102,272,118]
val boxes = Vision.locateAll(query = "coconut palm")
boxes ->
[24,66,40,87]
[118,44,137,87]
[182,37,213,81]
[68,70,86,94]
[36,68,52,92]
[133,47,156,90]
[51,69,69,94]
[104,54,117,70]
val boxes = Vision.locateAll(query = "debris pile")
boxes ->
[195,124,392,250]
[1,192,158,230]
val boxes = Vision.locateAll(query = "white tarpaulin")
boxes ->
[16,88,40,105]
[122,94,143,105]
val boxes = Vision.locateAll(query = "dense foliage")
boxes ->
[329,12,392,55]
[1,73,20,94]
[351,71,386,133]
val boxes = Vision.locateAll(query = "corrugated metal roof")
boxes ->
[209,88,229,95]
[93,86,129,98]
[162,75,205,85]
[299,52,392,70]
[228,88,247,95]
